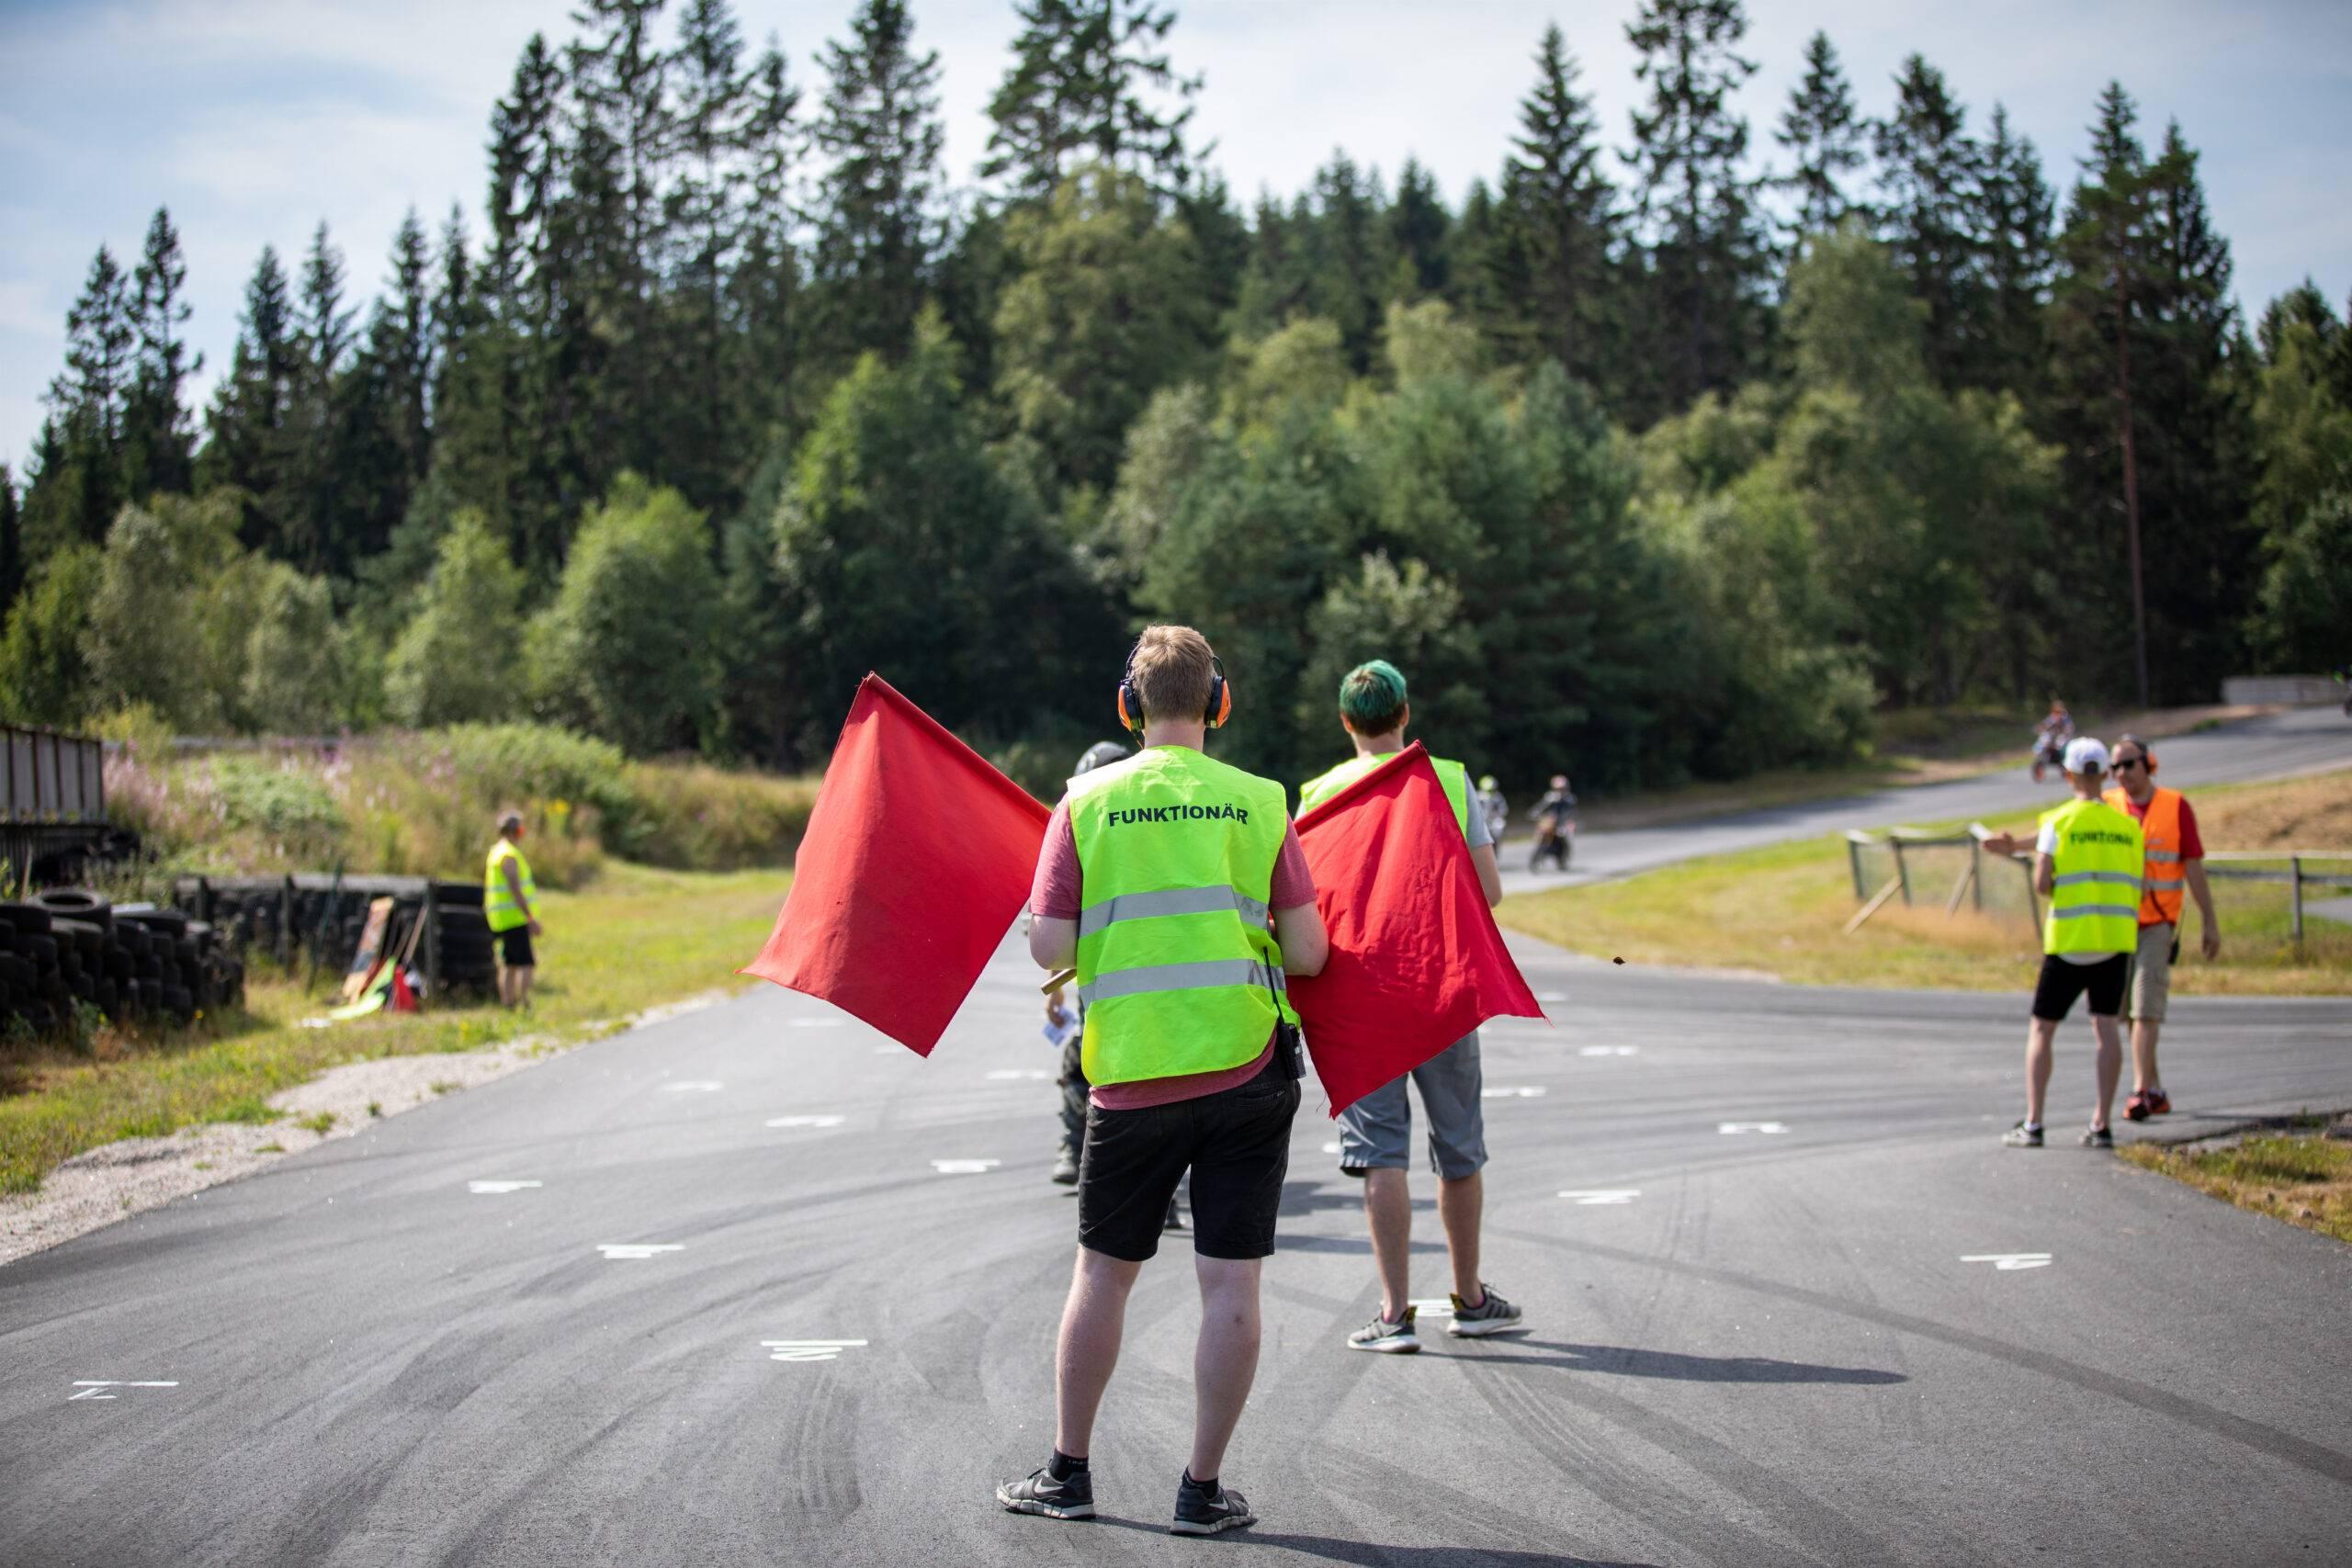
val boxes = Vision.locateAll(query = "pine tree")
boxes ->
[1874,54,1980,386]
[29,245,137,553]
[570,0,672,461]
[0,465,22,614]
[732,39,807,450]
[1306,151,1389,373]
[983,0,1201,201]
[124,208,200,502]
[1385,157,1450,299]
[1774,30,1866,242]
[1970,104,2054,397]
[1506,24,1616,389]
[343,211,437,566]
[199,248,300,555]
[288,221,356,572]
[811,0,946,364]
[667,0,757,509]
[1622,0,1766,415]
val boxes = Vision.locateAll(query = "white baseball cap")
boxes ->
[2064,737,2109,773]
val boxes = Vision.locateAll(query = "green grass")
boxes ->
[0,862,790,1195]
[1498,771,2352,995]
[2122,1122,2352,1247]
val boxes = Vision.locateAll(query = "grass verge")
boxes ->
[2121,1120,2352,1247]
[1498,770,2352,994]
[0,862,788,1195]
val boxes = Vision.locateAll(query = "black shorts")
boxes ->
[493,925,535,967]
[2031,953,2126,1021]
[1078,1055,1299,1262]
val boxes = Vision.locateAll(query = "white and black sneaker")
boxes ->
[1346,1305,1419,1353]
[1170,1472,1255,1536]
[2002,1122,2043,1148]
[1446,1285,1523,1337]
[999,1464,1094,1520]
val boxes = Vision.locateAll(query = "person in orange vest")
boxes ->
[2103,736,2222,1120]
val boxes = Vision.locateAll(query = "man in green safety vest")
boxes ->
[483,809,540,1010]
[1298,660,1519,1355]
[1983,738,2143,1149]
[1000,625,1328,1538]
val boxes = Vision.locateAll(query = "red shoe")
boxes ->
[2124,1091,2153,1122]
[2147,1088,2171,1115]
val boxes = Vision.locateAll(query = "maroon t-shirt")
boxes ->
[1032,795,1315,1109]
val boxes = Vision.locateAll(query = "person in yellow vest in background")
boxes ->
[2104,734,2222,1122]
[484,809,540,1010]
[1983,738,2143,1149]
[1298,660,1518,1355]
[1000,625,1328,1538]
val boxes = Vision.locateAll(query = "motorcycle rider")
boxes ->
[1529,774,1577,871]
[1476,774,1509,844]
[2032,700,2075,783]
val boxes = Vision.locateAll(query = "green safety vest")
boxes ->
[2038,796,2143,955]
[1069,746,1298,1086]
[1298,752,1473,840]
[485,838,537,932]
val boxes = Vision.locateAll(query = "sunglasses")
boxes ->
[2114,757,2147,771]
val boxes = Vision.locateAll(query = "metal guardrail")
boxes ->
[1846,829,2352,948]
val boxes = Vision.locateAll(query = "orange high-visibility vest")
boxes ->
[2104,785,2186,926]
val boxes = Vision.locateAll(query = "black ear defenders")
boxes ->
[1117,640,1232,732]
[2116,733,2157,774]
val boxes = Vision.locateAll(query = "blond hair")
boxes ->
[1130,625,1215,725]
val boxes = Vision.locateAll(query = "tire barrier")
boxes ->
[0,890,243,1032]
[171,874,500,1005]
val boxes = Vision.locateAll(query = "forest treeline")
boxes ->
[5,0,2347,795]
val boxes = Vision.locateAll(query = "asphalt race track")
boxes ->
[1498,702,2352,895]
[2,705,2348,1566]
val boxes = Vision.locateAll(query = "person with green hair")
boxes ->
[1298,660,1521,1353]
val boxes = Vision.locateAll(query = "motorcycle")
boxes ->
[2030,730,2066,783]
[1529,807,1575,872]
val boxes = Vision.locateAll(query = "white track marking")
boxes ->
[763,1339,868,1363]
[662,1080,724,1093]
[985,1069,1053,1081]
[596,1244,684,1260]
[1320,1141,1344,1155]
[1962,1253,2053,1271]
[868,1044,900,1055]
[766,1115,846,1129]
[1537,991,1567,1002]
[70,1382,176,1401]
[1718,1122,1789,1134]
[468,1180,542,1194]
[931,1158,1002,1175]
[1558,1189,1641,1205]
[1579,1045,1639,1057]
[1407,1298,1455,1318]
[1482,1086,1546,1099]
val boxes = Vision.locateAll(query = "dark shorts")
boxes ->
[493,925,535,967]
[1078,1056,1299,1262]
[2031,953,2127,1021]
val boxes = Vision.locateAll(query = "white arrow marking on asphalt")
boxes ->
[790,1019,845,1029]
[1962,1253,2053,1271]
[766,1115,846,1129]
[1579,1045,1639,1057]
[1483,1086,1547,1099]
[1407,1299,1455,1317]
[468,1180,543,1194]
[662,1080,724,1093]
[70,1382,177,1401]
[763,1339,868,1363]
[597,1244,684,1260]
[1718,1122,1788,1134]
[1559,1189,1641,1205]
[932,1158,1002,1175]
[986,1069,1053,1081]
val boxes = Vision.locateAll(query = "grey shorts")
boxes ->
[1336,1032,1488,1180]
[2129,922,2177,1022]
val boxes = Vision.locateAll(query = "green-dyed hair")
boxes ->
[1339,660,1408,734]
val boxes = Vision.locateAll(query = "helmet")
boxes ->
[1074,740,1132,775]
[1549,774,1567,791]
[1477,774,1498,792]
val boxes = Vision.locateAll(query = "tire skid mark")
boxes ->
[1306,1443,1654,1565]
[1493,1224,2352,1490]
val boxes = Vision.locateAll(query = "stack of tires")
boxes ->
[433,883,498,995]
[0,889,246,1033]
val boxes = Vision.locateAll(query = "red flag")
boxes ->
[741,674,1050,1055]
[1290,744,1545,1114]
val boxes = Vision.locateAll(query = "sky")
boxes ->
[3,0,2349,470]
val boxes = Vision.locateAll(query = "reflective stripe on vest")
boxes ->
[1069,747,1296,1087]
[1299,752,1473,840]
[2103,785,2187,924]
[485,838,536,932]
[2041,797,2143,955]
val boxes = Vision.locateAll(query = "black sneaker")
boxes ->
[999,1464,1095,1520]
[2001,1122,2043,1148]
[1170,1472,1254,1537]
[2081,1123,2113,1149]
